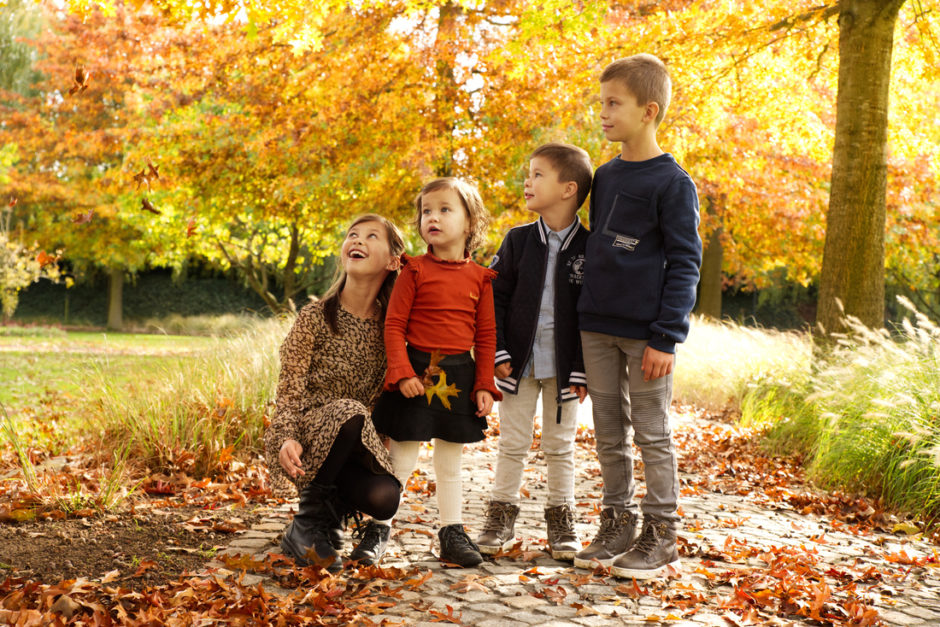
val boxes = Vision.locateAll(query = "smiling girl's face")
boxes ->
[341,219,400,278]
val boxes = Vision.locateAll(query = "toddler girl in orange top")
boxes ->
[372,177,502,567]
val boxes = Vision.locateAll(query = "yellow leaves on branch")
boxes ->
[421,349,461,410]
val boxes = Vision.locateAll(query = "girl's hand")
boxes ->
[571,385,588,403]
[494,362,512,379]
[279,439,305,479]
[399,376,424,398]
[475,390,494,417]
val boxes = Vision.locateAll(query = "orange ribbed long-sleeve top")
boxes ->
[384,252,502,401]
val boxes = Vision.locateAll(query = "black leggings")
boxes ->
[315,414,400,521]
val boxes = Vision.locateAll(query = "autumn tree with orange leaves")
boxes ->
[3,0,939,324]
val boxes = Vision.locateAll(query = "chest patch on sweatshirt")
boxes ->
[566,254,585,285]
[613,235,639,251]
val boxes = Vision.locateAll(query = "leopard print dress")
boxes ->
[264,300,395,496]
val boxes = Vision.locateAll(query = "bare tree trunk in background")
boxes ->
[106,266,123,330]
[696,197,723,319]
[817,0,906,335]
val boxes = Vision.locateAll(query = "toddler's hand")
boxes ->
[398,376,424,398]
[279,439,305,479]
[494,362,512,379]
[475,390,494,417]
[641,345,674,382]
[571,385,587,403]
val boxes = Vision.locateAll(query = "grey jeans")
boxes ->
[581,331,679,522]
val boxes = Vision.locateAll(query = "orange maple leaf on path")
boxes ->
[424,370,460,410]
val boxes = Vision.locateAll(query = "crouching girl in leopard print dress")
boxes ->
[264,214,405,572]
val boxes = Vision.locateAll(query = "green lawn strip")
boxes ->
[1,331,214,454]
[0,351,192,409]
[0,332,215,355]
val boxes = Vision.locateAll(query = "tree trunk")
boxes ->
[817,0,905,335]
[434,1,461,177]
[106,266,123,330]
[696,198,723,319]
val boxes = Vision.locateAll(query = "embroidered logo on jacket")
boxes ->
[613,235,640,251]
[566,254,585,285]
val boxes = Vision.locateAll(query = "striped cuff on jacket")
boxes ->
[568,371,587,386]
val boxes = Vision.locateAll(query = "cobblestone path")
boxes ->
[211,406,940,626]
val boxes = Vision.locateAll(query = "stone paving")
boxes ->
[209,404,940,625]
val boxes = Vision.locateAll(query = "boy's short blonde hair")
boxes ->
[530,142,594,209]
[600,53,672,126]
[413,177,490,252]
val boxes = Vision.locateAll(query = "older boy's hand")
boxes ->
[398,376,424,398]
[475,390,494,417]
[641,345,674,382]
[571,385,588,403]
[279,439,305,479]
[494,362,512,379]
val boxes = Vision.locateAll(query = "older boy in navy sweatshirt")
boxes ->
[574,54,702,579]
[477,143,593,560]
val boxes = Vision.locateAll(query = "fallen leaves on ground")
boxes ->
[1,554,436,625]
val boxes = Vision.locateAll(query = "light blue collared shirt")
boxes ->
[522,217,579,380]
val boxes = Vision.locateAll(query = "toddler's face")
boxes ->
[419,187,471,253]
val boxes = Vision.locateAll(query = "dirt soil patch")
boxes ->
[0,506,265,588]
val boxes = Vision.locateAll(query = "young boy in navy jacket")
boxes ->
[574,54,701,579]
[476,142,593,560]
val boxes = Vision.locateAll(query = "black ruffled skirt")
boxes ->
[372,347,487,443]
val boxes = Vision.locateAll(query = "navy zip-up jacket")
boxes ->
[491,218,588,412]
[578,154,701,353]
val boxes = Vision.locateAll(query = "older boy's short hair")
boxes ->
[601,53,672,126]
[530,143,594,209]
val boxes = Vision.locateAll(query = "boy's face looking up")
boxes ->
[600,80,656,144]
[524,156,575,216]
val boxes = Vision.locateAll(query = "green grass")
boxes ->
[84,317,288,476]
[0,317,285,515]
[675,315,812,412]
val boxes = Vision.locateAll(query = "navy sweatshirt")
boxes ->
[577,153,702,353]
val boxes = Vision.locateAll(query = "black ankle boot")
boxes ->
[349,520,391,566]
[280,482,343,573]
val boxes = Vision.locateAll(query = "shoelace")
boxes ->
[482,504,512,532]
[632,523,663,556]
[548,508,577,538]
[446,528,475,550]
[594,515,622,543]
[356,522,385,546]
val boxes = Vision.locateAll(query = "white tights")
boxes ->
[375,439,465,527]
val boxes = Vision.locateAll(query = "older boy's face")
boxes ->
[524,156,570,215]
[600,80,649,143]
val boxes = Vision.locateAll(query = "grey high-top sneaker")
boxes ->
[475,501,520,555]
[544,503,580,561]
[610,516,680,580]
[573,507,638,569]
